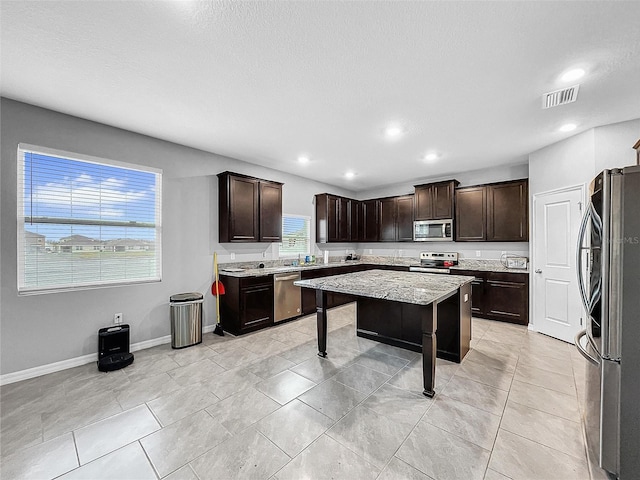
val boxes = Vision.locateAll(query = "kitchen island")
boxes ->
[295,269,473,397]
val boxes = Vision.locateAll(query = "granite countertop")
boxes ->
[217,256,415,278]
[218,256,528,277]
[294,269,474,306]
[451,259,529,273]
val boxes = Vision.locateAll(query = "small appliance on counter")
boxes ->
[501,254,528,270]
[97,324,134,372]
[409,252,458,273]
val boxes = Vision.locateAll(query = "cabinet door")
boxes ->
[396,195,415,242]
[487,180,528,241]
[229,175,259,242]
[455,270,485,316]
[350,200,361,242]
[414,185,434,220]
[455,186,486,241]
[433,181,455,219]
[240,283,273,332]
[259,181,282,242]
[379,198,396,242]
[338,197,350,242]
[361,199,379,242]
[484,272,528,325]
[327,195,340,242]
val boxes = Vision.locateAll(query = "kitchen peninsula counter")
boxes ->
[295,269,473,397]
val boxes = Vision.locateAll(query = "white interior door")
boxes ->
[533,185,585,343]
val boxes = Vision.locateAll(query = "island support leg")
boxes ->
[316,289,328,358]
[422,304,436,397]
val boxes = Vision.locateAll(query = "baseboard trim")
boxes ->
[0,325,218,386]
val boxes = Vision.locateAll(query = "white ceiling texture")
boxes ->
[2,1,639,191]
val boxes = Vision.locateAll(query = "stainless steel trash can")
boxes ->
[169,292,203,348]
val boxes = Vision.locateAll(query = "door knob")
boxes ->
[535,269,542,273]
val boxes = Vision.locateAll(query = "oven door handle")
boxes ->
[575,329,600,366]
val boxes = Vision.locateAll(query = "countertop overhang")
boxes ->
[294,269,474,306]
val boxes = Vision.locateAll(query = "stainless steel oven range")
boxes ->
[409,252,458,274]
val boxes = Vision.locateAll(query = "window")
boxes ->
[280,214,311,256]
[17,144,162,294]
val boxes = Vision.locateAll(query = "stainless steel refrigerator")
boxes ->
[575,165,640,479]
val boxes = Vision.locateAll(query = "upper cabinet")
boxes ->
[360,199,379,242]
[414,180,459,220]
[316,194,354,243]
[455,186,487,241]
[218,172,283,243]
[486,180,528,241]
[379,195,414,242]
[455,179,528,242]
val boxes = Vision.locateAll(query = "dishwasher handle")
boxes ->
[274,273,301,282]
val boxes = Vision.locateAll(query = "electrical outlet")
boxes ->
[262,251,266,258]
[114,313,122,324]
[230,253,235,260]
[398,249,403,257]
[476,251,481,257]
[368,249,373,254]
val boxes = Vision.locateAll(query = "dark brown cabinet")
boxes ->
[218,172,283,243]
[453,269,528,325]
[259,181,284,242]
[454,269,486,316]
[487,180,528,241]
[455,186,487,241]
[360,199,379,242]
[455,179,528,242]
[316,194,354,243]
[379,197,396,242]
[414,180,459,220]
[379,195,414,242]
[219,275,274,335]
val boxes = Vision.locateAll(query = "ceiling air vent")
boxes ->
[542,84,580,109]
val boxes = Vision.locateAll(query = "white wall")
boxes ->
[355,163,529,200]
[529,118,640,197]
[0,98,355,376]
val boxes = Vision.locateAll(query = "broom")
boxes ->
[212,252,225,336]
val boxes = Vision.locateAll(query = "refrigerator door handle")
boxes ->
[575,329,600,365]
[576,204,592,312]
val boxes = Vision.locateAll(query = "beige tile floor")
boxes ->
[0,303,593,480]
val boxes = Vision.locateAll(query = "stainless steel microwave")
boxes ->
[413,219,453,241]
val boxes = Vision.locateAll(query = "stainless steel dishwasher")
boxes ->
[273,272,301,323]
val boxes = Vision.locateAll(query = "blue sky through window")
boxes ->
[23,152,158,241]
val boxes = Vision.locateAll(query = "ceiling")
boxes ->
[2,1,639,192]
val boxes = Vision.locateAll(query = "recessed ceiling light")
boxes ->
[561,68,585,83]
[559,123,577,132]
[345,171,356,179]
[297,155,310,164]
[384,125,405,139]
[424,152,439,162]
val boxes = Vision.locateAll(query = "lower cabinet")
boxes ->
[219,275,273,335]
[453,269,529,325]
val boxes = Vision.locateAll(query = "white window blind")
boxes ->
[17,144,162,294]
[280,214,311,256]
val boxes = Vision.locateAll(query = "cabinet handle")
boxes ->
[535,269,542,273]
